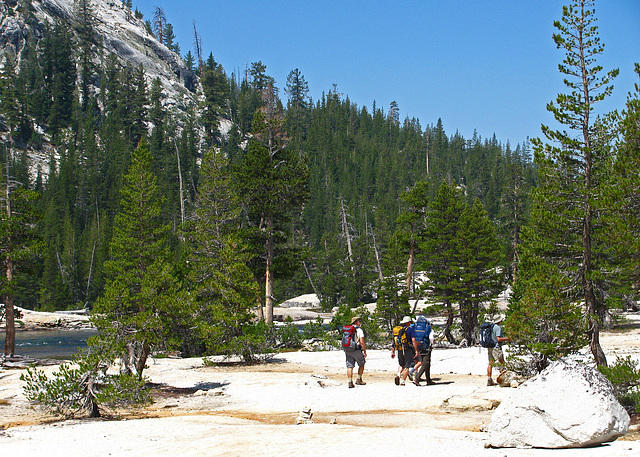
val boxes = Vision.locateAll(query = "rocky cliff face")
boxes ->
[1,0,197,109]
[0,0,200,176]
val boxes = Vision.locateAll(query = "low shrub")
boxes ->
[598,356,640,414]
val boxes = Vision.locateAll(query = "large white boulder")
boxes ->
[487,359,629,448]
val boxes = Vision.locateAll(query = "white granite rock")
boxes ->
[487,359,629,448]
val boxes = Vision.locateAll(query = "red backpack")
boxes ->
[341,325,358,349]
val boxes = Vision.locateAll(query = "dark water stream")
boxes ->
[2,329,97,360]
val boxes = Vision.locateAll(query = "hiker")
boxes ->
[342,316,367,388]
[413,315,435,386]
[391,315,419,386]
[485,313,510,386]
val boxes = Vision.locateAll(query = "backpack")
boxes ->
[392,325,410,351]
[479,322,496,348]
[341,325,358,349]
[414,316,432,351]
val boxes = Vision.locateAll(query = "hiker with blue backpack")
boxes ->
[479,313,510,386]
[413,315,435,386]
[391,316,420,386]
[341,316,367,388]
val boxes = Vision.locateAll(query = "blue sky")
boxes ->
[132,0,639,147]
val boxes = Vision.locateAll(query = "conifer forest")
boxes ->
[1,0,639,370]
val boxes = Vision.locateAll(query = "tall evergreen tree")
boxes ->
[186,150,260,360]
[73,0,100,110]
[420,181,466,343]
[236,100,309,323]
[200,54,228,145]
[92,139,184,378]
[249,61,273,93]
[1,160,42,355]
[41,21,76,136]
[498,142,534,283]
[285,68,309,110]
[285,68,310,145]
[163,23,180,54]
[456,198,503,344]
[525,0,618,367]
[608,64,640,301]
[0,57,19,137]
[396,180,430,295]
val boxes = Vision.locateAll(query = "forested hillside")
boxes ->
[0,0,539,321]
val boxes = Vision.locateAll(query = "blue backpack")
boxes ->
[414,316,432,351]
[479,322,496,348]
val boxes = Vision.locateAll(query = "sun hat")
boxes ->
[400,316,413,325]
[492,313,506,324]
[351,316,362,324]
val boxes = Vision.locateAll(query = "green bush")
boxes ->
[301,316,327,340]
[216,320,278,363]
[21,351,151,419]
[598,356,640,413]
[276,317,302,348]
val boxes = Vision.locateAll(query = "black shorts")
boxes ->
[398,347,416,368]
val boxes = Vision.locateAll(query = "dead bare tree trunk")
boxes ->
[85,240,96,306]
[443,303,457,345]
[135,343,151,378]
[303,261,320,298]
[193,22,203,74]
[339,196,354,270]
[174,140,185,227]
[3,158,15,356]
[405,223,416,293]
[365,211,383,283]
[264,216,275,324]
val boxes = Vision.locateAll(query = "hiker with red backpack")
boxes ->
[391,316,420,386]
[341,316,367,388]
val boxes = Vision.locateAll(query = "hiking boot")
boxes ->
[487,378,496,386]
[394,375,400,385]
[426,379,435,385]
[413,379,420,386]
[348,381,355,388]
[355,379,366,385]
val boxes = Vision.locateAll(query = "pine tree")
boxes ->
[395,180,430,294]
[456,198,503,344]
[525,0,619,367]
[73,0,100,110]
[164,23,180,54]
[1,159,42,355]
[498,142,534,283]
[249,61,273,92]
[388,101,399,125]
[284,68,310,145]
[91,139,184,378]
[608,64,640,301]
[420,181,466,343]
[236,100,309,323]
[41,21,76,136]
[375,232,411,331]
[183,50,196,72]
[0,57,19,136]
[200,54,228,145]
[186,150,260,360]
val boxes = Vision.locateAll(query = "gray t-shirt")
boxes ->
[491,324,503,346]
